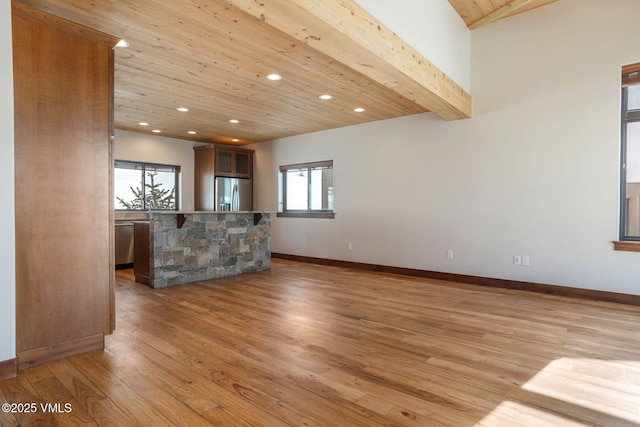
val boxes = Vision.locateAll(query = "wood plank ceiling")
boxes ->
[15,0,556,145]
[448,0,560,30]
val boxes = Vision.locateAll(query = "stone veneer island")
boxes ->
[133,211,271,288]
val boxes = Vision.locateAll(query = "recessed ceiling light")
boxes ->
[319,94,333,100]
[229,119,240,124]
[354,107,366,113]
[266,73,283,81]
[138,122,149,126]
[232,139,240,142]
[176,107,189,112]
[188,131,197,135]
[115,39,130,48]
[152,129,161,133]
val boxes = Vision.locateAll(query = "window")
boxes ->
[620,64,640,240]
[278,160,334,218]
[114,160,180,211]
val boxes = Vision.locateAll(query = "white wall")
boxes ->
[113,129,206,212]
[0,0,16,362]
[252,0,640,295]
[354,0,470,92]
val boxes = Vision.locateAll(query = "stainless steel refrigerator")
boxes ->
[215,177,252,211]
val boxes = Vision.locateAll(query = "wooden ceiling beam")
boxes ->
[221,0,472,121]
[467,0,559,30]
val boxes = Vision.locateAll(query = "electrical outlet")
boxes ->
[447,250,454,259]
[514,255,522,265]
[523,256,530,266]
[347,242,352,250]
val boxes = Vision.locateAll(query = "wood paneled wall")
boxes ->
[12,1,117,370]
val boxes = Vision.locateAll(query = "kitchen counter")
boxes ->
[148,210,270,228]
[148,210,270,214]
[134,211,271,288]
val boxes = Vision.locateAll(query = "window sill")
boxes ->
[613,241,640,252]
[277,212,335,219]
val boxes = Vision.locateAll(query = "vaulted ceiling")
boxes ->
[449,0,559,30]
[16,0,558,145]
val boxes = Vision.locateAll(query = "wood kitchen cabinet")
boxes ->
[194,144,254,211]
[133,221,151,285]
[13,2,117,372]
[215,146,253,178]
[194,145,216,211]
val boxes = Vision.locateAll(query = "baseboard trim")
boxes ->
[272,253,640,306]
[0,358,18,382]
[17,333,104,372]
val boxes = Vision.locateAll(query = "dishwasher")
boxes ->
[114,220,135,268]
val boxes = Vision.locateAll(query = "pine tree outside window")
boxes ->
[114,160,180,211]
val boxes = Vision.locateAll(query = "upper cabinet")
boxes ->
[215,146,253,178]
[194,144,254,211]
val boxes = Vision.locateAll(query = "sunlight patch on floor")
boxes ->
[476,399,589,427]
[477,358,640,427]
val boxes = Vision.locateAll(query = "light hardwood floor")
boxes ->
[1,259,640,426]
